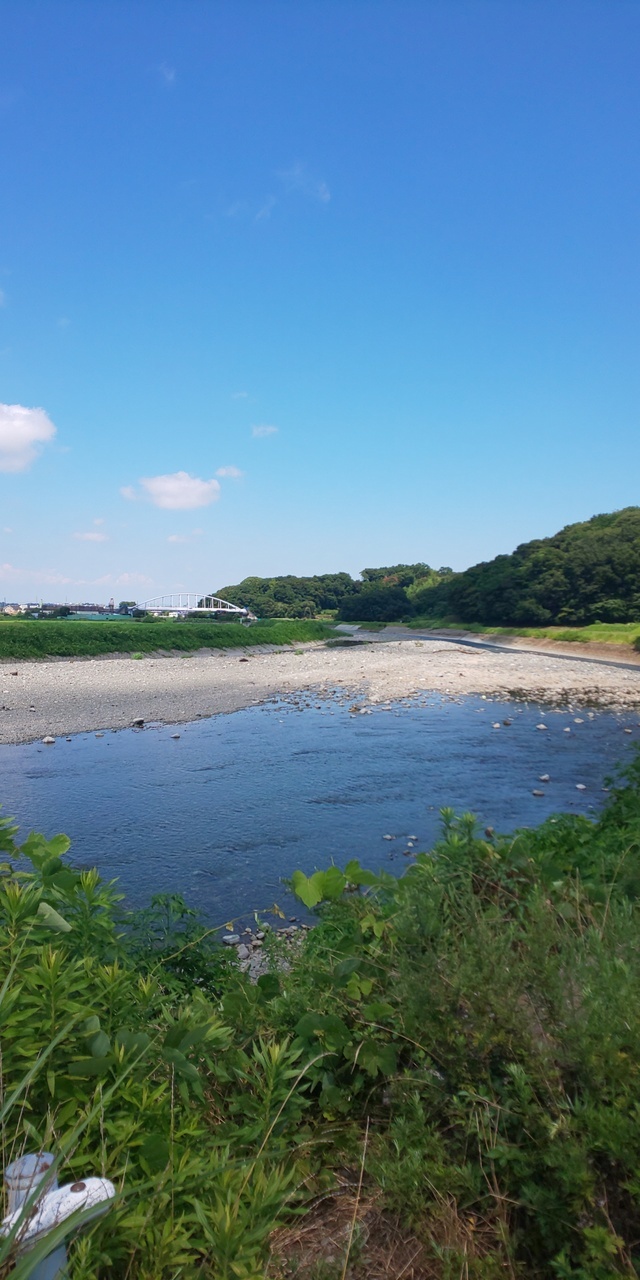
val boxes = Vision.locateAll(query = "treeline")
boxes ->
[217,507,640,625]
[216,563,453,622]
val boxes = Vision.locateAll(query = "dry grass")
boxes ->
[268,1181,500,1280]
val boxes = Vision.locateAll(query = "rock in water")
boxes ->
[42,736,56,745]
[222,934,240,946]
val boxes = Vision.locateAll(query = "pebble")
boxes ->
[42,735,56,745]
[255,931,265,940]
[532,789,544,797]
[624,728,633,734]
[95,732,104,738]
[383,834,395,841]
[236,944,250,960]
[574,718,584,724]
[576,783,586,790]
[492,722,501,729]
[536,724,548,731]
[503,719,512,726]
[132,717,144,727]
[539,774,550,783]
[171,733,180,739]
[563,727,571,733]
[407,834,418,841]
[222,934,240,946]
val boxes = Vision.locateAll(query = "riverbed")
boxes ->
[1,694,637,925]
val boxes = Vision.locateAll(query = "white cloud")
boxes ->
[120,485,137,501]
[251,424,278,438]
[0,403,57,473]
[255,194,277,222]
[93,571,152,587]
[278,163,331,204]
[3,527,12,534]
[167,527,205,544]
[159,63,176,87]
[216,465,244,478]
[74,531,108,543]
[140,470,221,510]
[0,562,73,586]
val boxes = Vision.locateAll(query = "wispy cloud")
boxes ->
[167,527,204,545]
[73,531,108,543]
[93,517,105,525]
[231,391,249,399]
[0,403,57,473]
[159,63,176,87]
[216,465,244,478]
[120,485,137,501]
[0,562,73,587]
[255,194,277,222]
[140,471,221,510]
[278,163,331,204]
[251,424,278,438]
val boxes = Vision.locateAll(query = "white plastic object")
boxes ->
[2,1177,115,1249]
[5,1153,57,1215]
[4,1152,67,1278]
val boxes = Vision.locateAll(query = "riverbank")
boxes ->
[1,635,639,744]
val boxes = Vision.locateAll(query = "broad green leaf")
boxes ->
[37,900,71,932]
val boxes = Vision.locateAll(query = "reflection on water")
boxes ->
[1,695,638,923]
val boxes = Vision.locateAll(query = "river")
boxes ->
[1,693,637,925]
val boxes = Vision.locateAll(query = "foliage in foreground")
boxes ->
[0,618,331,660]
[2,751,640,1276]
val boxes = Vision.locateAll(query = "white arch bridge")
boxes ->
[136,593,254,620]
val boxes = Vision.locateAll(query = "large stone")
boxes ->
[222,934,240,946]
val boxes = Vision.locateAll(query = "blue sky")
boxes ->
[1,1,638,602]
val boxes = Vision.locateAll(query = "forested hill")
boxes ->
[214,565,448,620]
[416,506,640,626]
[216,509,640,625]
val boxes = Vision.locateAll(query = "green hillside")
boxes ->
[411,507,640,626]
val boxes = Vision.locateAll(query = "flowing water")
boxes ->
[1,694,638,924]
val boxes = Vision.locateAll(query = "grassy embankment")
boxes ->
[0,618,332,661]
[2,747,640,1278]
[407,617,640,649]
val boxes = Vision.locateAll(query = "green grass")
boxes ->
[408,618,640,646]
[0,618,333,661]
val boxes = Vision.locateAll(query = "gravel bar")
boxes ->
[1,635,640,745]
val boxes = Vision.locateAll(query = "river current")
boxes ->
[1,694,638,925]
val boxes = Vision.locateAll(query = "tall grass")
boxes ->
[0,619,332,661]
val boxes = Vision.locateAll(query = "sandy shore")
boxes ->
[1,634,639,745]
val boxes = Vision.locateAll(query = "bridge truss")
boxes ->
[137,593,252,617]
